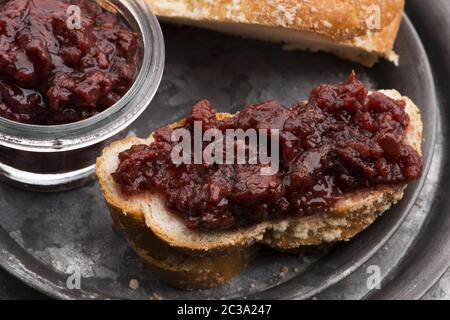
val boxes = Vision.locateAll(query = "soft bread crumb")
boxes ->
[321,229,342,242]
[272,221,290,233]
[129,279,140,290]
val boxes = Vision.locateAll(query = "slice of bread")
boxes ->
[109,199,258,289]
[96,89,422,288]
[146,0,404,66]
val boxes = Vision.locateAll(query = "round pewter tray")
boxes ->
[0,0,449,299]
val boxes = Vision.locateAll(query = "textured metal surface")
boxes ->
[0,267,47,300]
[366,0,450,299]
[0,2,448,299]
[423,270,450,300]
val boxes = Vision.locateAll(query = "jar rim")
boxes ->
[0,0,165,152]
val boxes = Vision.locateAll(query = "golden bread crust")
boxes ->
[147,0,404,65]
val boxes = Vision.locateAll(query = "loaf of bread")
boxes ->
[146,0,404,66]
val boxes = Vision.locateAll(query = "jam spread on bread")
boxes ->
[113,73,423,230]
[0,0,139,124]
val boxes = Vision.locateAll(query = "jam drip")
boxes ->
[113,73,423,230]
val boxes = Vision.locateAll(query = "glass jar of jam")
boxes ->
[0,0,164,190]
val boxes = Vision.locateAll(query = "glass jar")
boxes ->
[0,0,165,191]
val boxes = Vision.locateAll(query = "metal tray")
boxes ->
[0,0,448,299]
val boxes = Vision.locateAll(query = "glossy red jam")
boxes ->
[0,0,139,125]
[113,73,423,230]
